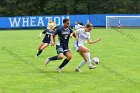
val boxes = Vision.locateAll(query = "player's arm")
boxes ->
[88,38,100,44]
[50,29,59,46]
[38,30,46,38]
[70,31,75,38]
[87,33,100,44]
[74,25,84,30]
[71,31,78,41]
[74,29,81,41]
[70,29,78,41]
[79,25,85,28]
[50,34,55,46]
[38,32,42,38]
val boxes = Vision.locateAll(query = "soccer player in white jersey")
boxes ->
[74,24,100,72]
[74,21,83,30]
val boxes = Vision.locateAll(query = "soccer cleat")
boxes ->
[57,68,62,73]
[45,58,50,65]
[88,65,96,69]
[75,67,81,72]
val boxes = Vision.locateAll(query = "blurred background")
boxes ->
[0,0,140,29]
[0,0,140,16]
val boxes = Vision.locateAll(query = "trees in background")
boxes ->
[0,0,140,16]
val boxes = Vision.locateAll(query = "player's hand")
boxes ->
[70,35,73,38]
[51,42,55,46]
[70,34,73,38]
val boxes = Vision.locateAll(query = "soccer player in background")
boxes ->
[74,24,100,72]
[74,21,83,30]
[86,19,90,24]
[35,25,55,57]
[45,18,77,73]
[47,18,56,29]
[117,20,122,29]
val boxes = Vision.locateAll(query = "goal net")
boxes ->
[106,16,140,29]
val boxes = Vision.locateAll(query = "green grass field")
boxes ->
[0,29,139,93]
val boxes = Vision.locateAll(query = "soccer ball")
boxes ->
[92,57,99,64]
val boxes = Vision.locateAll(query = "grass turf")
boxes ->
[0,28,139,93]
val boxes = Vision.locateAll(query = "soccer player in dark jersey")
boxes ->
[45,18,77,73]
[35,25,55,57]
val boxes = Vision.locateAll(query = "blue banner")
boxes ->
[0,14,140,29]
[0,15,70,28]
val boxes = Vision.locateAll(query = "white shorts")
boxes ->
[74,41,84,52]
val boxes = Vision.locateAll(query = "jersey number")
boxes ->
[64,35,68,39]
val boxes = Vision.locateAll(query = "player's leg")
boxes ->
[45,53,64,66]
[40,43,48,50]
[36,43,48,56]
[77,46,96,69]
[38,42,44,50]
[58,51,72,70]
[78,50,87,62]
[49,46,64,61]
[78,46,90,65]
[35,42,44,57]
[74,44,87,71]
[75,51,86,72]
[74,42,87,64]
[45,46,64,65]
[75,50,89,72]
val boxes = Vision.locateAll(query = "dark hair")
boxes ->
[79,22,83,25]
[75,21,79,23]
[85,23,93,28]
[63,18,70,23]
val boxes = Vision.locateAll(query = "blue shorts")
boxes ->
[56,45,69,54]
[42,38,50,44]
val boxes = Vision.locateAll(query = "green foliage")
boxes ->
[0,0,140,16]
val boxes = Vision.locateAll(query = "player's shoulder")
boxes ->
[46,29,49,31]
[68,27,72,29]
[42,29,48,34]
[52,29,55,32]
[78,24,83,27]
[54,27,62,34]
[57,27,63,30]
[55,27,62,32]
[86,32,90,36]
[68,27,73,31]
[76,28,84,32]
[56,27,72,32]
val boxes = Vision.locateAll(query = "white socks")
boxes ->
[77,60,86,68]
[85,52,92,66]
[77,52,92,69]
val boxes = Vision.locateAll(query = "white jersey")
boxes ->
[76,28,90,45]
[74,28,90,51]
[75,24,83,30]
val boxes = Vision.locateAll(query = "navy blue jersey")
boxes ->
[42,29,54,43]
[54,27,73,48]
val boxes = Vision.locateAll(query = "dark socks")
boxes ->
[49,56,58,61]
[37,50,42,56]
[58,59,69,69]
